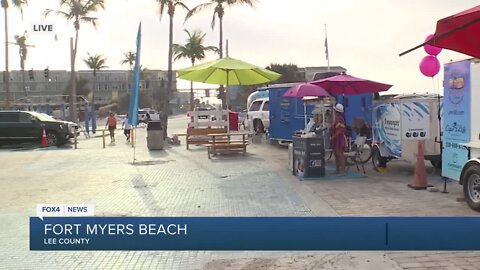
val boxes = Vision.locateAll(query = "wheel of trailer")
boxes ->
[463,164,480,212]
[430,159,442,169]
[254,119,265,134]
[372,146,387,171]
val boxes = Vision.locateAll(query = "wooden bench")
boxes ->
[186,127,227,150]
[207,133,249,159]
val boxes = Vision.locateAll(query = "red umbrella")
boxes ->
[283,83,331,98]
[399,5,480,57]
[309,74,392,95]
[430,5,480,58]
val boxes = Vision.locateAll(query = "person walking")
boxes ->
[122,114,132,142]
[330,104,347,175]
[105,112,117,143]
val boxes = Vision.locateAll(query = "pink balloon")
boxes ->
[419,55,440,77]
[424,34,442,56]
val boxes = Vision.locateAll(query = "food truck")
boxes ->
[442,59,480,211]
[371,93,442,169]
[268,83,374,143]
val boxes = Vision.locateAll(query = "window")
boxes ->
[249,101,262,111]
[18,113,33,123]
[0,113,18,123]
[262,101,269,111]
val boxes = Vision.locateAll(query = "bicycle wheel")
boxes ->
[325,149,334,161]
[353,143,373,164]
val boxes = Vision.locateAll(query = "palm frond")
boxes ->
[183,29,192,39]
[80,16,98,28]
[175,1,189,12]
[83,0,105,13]
[184,2,212,22]
[210,10,217,29]
[157,0,167,21]
[11,0,27,19]
[226,0,258,7]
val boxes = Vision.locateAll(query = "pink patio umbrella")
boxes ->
[283,83,331,98]
[283,83,332,127]
[309,74,392,96]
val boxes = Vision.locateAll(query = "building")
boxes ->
[298,66,347,81]
[0,69,177,106]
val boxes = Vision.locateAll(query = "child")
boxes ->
[105,112,117,143]
[122,114,132,142]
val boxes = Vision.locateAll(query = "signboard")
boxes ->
[442,60,471,142]
[442,141,470,180]
[442,60,471,180]
[401,102,430,140]
[373,103,401,157]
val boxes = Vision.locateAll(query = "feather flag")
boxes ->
[128,22,142,126]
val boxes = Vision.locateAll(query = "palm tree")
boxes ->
[173,29,218,110]
[157,0,189,137]
[121,51,136,71]
[44,0,105,122]
[83,53,107,105]
[12,31,34,98]
[185,0,257,108]
[2,0,28,108]
[83,53,107,133]
[121,51,136,93]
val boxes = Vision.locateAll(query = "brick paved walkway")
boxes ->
[0,117,479,269]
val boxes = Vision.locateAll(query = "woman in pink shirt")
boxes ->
[105,112,117,143]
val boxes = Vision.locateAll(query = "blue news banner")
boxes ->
[30,217,480,251]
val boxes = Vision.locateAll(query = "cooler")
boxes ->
[229,111,239,131]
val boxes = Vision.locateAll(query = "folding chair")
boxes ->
[344,136,367,174]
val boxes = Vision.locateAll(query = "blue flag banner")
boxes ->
[128,22,142,126]
[30,217,480,251]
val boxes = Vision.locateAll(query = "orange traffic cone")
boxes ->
[41,128,49,147]
[408,140,429,190]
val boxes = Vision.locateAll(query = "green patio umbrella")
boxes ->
[177,57,281,108]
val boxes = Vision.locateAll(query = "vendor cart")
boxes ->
[371,93,442,169]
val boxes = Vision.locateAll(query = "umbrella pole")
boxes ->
[304,101,307,127]
[225,69,230,110]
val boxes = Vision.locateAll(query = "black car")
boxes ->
[0,111,73,146]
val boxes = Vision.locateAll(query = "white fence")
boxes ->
[187,110,229,129]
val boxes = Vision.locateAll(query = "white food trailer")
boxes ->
[442,59,480,211]
[371,94,442,169]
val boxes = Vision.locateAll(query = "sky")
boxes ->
[2,0,479,95]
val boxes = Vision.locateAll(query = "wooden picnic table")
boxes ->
[207,132,250,159]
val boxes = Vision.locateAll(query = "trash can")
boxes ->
[146,120,164,150]
[229,111,239,131]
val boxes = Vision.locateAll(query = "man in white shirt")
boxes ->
[122,114,132,142]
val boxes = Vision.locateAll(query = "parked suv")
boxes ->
[0,111,73,146]
[138,108,160,123]
[247,98,269,133]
